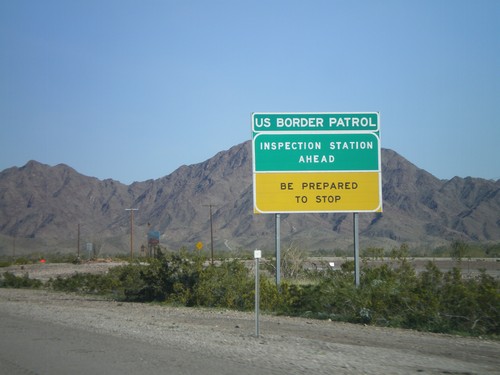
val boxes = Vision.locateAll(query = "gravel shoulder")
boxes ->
[0,288,499,375]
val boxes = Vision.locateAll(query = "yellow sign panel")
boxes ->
[254,172,382,213]
[196,241,203,250]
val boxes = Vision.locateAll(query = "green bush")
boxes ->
[49,272,119,295]
[129,252,204,303]
[1,272,42,289]
[101,263,147,299]
[36,248,499,337]
[274,256,499,336]
[13,257,31,265]
[192,260,253,309]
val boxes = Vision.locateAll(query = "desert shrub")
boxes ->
[272,254,499,336]
[45,263,147,299]
[264,244,309,280]
[107,263,146,297]
[132,252,203,303]
[259,277,283,311]
[405,261,445,331]
[483,243,500,257]
[132,254,275,310]
[281,244,308,279]
[192,260,253,309]
[34,247,499,337]
[13,257,31,265]
[437,268,499,335]
[49,272,119,295]
[473,271,500,335]
[272,263,358,321]
[1,272,42,289]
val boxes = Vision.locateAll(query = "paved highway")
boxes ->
[0,312,267,375]
[2,289,499,375]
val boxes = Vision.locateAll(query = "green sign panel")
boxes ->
[252,112,379,132]
[253,132,379,172]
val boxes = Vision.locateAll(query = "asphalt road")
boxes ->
[1,289,499,375]
[0,312,271,375]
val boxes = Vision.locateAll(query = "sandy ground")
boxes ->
[1,260,128,282]
[3,257,499,282]
[0,288,499,374]
[1,261,499,374]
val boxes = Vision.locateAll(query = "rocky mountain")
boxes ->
[0,141,499,256]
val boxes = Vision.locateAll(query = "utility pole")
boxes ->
[125,208,139,259]
[203,204,217,265]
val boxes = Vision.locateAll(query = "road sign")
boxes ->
[148,230,160,245]
[254,132,380,172]
[254,172,381,212]
[252,112,382,213]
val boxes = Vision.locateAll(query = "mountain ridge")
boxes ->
[1,141,499,255]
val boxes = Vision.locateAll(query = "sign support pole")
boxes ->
[254,250,261,337]
[353,212,360,287]
[275,213,281,287]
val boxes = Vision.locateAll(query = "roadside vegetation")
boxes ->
[1,242,499,338]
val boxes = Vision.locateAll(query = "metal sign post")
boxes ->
[275,214,281,287]
[254,249,262,337]
[353,213,360,287]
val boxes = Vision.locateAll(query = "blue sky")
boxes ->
[1,0,499,184]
